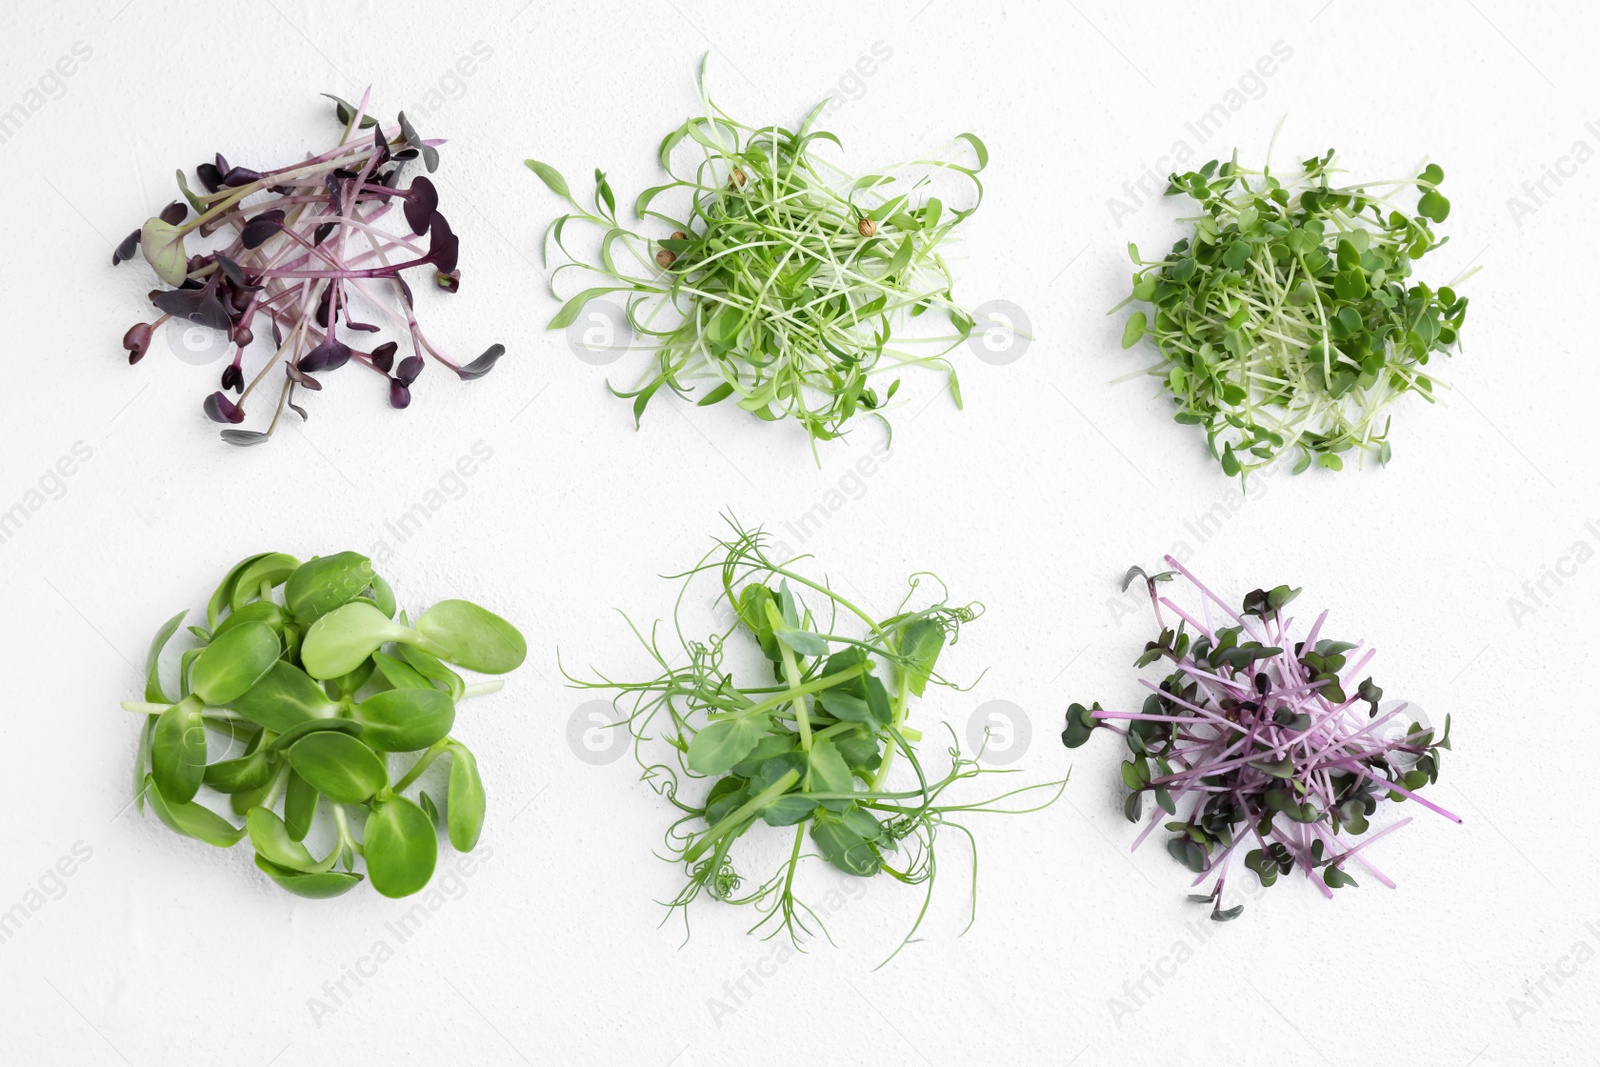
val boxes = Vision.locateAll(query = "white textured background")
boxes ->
[1,1,1595,1064]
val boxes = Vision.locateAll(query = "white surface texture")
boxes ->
[1,1,1595,1065]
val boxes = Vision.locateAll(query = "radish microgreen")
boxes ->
[567,523,1062,963]
[1115,149,1472,478]
[115,89,505,446]
[125,551,526,899]
[527,57,988,452]
[1065,559,1456,919]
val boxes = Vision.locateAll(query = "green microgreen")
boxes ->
[566,521,1063,964]
[527,56,988,455]
[1115,148,1473,479]
[125,551,526,899]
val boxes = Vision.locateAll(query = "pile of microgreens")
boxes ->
[123,551,526,899]
[528,57,987,454]
[1064,557,1455,920]
[115,90,505,446]
[567,522,1062,964]
[1115,147,1472,479]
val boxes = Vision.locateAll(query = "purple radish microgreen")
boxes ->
[113,89,505,447]
[1115,149,1472,479]
[566,521,1064,964]
[1064,557,1456,920]
[528,56,988,456]
[124,551,526,899]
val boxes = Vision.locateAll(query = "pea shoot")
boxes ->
[1065,558,1456,920]
[1116,148,1472,479]
[567,522,1063,964]
[123,551,526,899]
[527,57,988,453]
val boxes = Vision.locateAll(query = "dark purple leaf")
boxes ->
[288,401,309,422]
[240,209,286,249]
[314,221,335,246]
[403,176,438,235]
[396,355,423,385]
[220,429,271,446]
[112,230,140,266]
[426,212,458,274]
[371,124,390,167]
[369,341,397,374]
[285,361,324,391]
[123,322,154,364]
[457,343,506,381]
[197,162,223,193]
[315,286,337,328]
[159,201,187,226]
[204,392,246,424]
[222,166,262,187]
[389,379,412,409]
[220,364,243,392]
[214,253,261,292]
[299,335,352,374]
[436,269,461,293]
[151,283,231,332]
[395,277,415,308]
[230,324,253,348]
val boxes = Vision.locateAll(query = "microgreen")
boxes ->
[567,521,1062,964]
[1115,149,1472,479]
[114,89,505,447]
[527,56,987,453]
[1064,558,1456,919]
[125,551,526,899]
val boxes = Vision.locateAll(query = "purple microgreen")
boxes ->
[239,209,287,250]
[116,89,499,446]
[204,391,246,424]
[112,229,141,266]
[1067,556,1456,917]
[402,176,438,235]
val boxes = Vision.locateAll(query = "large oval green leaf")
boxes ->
[151,694,207,803]
[190,621,280,704]
[414,600,527,674]
[229,660,341,731]
[352,689,456,752]
[365,796,438,898]
[144,775,246,848]
[246,806,315,870]
[286,732,387,803]
[284,552,375,624]
[300,601,406,680]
